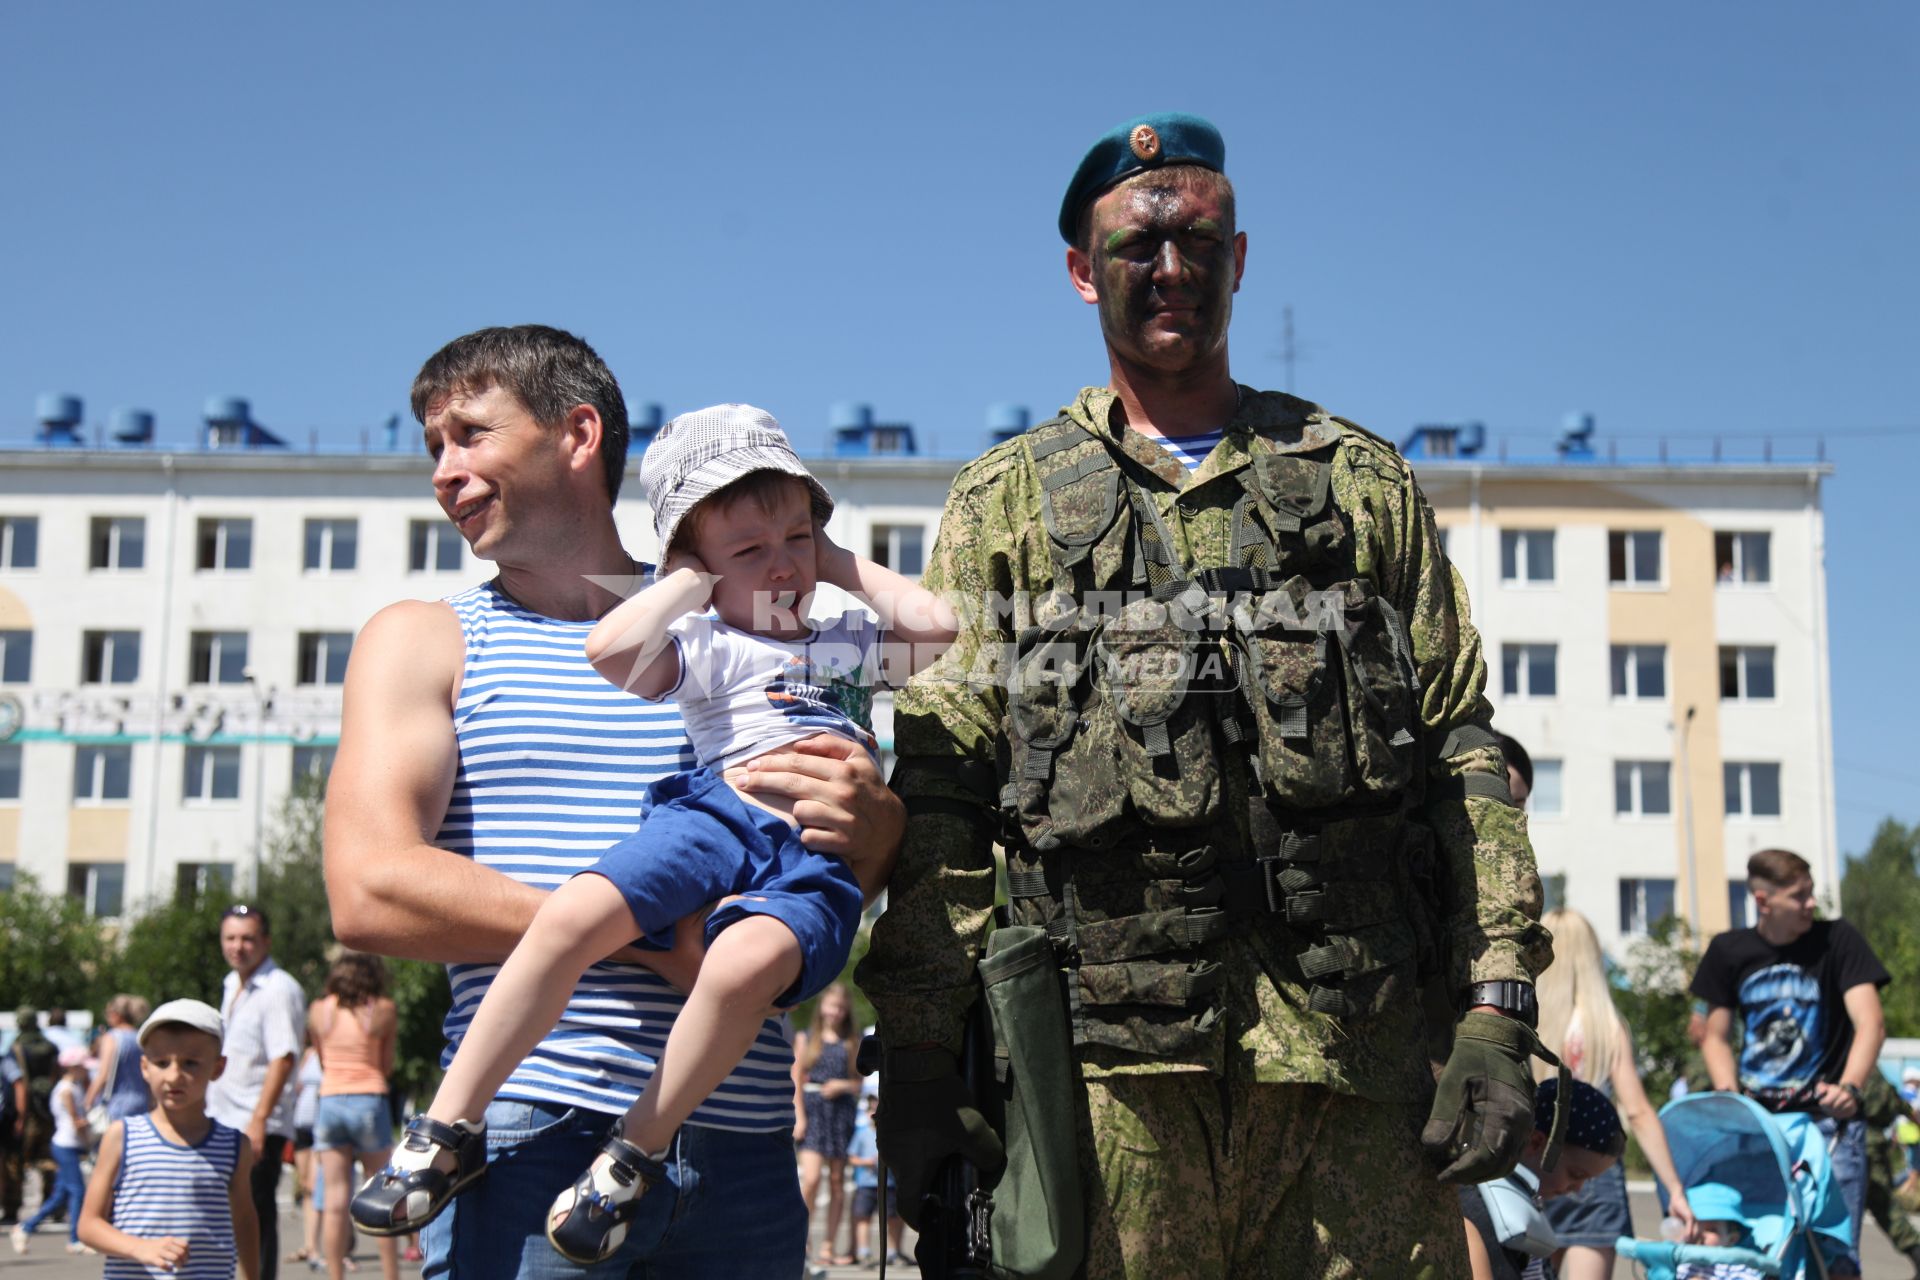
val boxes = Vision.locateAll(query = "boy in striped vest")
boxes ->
[80,999,260,1280]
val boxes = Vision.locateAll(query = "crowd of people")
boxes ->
[4,110,1916,1280]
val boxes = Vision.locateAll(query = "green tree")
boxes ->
[1613,914,1704,1103]
[106,892,234,1008]
[0,872,111,1010]
[1842,818,1920,1037]
[254,772,334,999]
[386,957,452,1108]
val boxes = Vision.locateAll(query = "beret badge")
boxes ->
[1129,124,1162,162]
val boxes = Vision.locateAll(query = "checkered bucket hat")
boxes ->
[639,404,834,555]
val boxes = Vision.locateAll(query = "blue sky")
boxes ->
[2,2,1915,858]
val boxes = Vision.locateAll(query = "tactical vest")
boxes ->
[998,413,1430,1061]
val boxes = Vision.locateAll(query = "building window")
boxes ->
[0,630,31,683]
[1608,530,1662,586]
[73,744,132,802]
[175,861,234,904]
[188,631,250,685]
[292,745,336,790]
[1728,880,1757,929]
[0,743,20,800]
[1499,529,1555,584]
[1725,761,1783,818]
[1614,760,1672,816]
[0,864,14,893]
[1715,531,1771,585]
[409,520,463,573]
[89,516,146,570]
[1719,646,1776,700]
[870,524,926,576]
[1619,877,1677,935]
[1529,759,1564,816]
[298,632,353,686]
[1610,644,1667,700]
[68,863,126,918]
[183,745,242,802]
[304,519,358,572]
[81,631,141,684]
[0,516,37,569]
[1500,643,1558,700]
[196,518,253,571]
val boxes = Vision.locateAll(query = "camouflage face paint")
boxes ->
[1087,179,1240,377]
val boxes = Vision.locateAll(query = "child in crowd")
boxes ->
[1676,1220,1767,1280]
[848,1093,904,1268]
[10,1045,94,1255]
[1461,1076,1628,1280]
[353,404,957,1265]
[79,998,259,1280]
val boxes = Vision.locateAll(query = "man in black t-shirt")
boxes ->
[1691,848,1888,1276]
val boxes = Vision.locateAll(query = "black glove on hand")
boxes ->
[1421,1010,1539,1183]
[876,1046,1005,1231]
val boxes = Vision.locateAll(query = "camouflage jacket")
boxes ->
[859,386,1550,1099]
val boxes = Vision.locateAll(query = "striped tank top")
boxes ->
[105,1114,240,1279]
[437,582,796,1131]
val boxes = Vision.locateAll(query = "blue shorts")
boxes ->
[584,765,863,1007]
[312,1092,392,1154]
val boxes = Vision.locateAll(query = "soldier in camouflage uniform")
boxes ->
[1862,1070,1920,1275]
[858,113,1552,1278]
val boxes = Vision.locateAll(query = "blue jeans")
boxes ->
[1817,1113,1867,1271]
[22,1144,86,1242]
[422,1099,806,1278]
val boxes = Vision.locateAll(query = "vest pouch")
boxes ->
[1330,582,1422,798]
[1246,453,1348,566]
[1094,591,1222,830]
[1004,624,1130,850]
[1297,919,1417,1023]
[977,924,1085,1280]
[1232,578,1356,809]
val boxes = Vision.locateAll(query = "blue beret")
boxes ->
[1058,112,1227,244]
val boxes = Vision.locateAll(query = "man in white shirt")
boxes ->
[206,903,307,1280]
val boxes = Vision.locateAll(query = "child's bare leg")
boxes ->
[428,874,639,1129]
[618,910,802,1155]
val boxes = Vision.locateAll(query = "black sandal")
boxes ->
[349,1116,487,1236]
[545,1130,666,1265]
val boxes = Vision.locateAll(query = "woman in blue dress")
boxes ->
[794,983,862,1267]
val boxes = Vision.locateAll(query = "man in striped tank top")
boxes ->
[79,999,259,1279]
[325,328,908,1278]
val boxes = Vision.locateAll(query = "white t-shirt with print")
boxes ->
[662,610,883,771]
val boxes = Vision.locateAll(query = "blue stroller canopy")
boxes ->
[1615,1092,1852,1279]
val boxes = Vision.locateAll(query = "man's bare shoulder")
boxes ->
[348,599,464,696]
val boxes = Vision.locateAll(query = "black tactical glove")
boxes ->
[1421,1010,1542,1183]
[876,1046,1005,1231]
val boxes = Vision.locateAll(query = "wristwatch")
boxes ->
[1465,980,1538,1029]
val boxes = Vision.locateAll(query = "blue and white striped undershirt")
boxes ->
[1148,428,1226,471]
[438,582,795,1133]
[104,1115,240,1280]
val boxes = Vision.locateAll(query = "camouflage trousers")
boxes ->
[1076,1067,1466,1279]
[1868,1133,1920,1255]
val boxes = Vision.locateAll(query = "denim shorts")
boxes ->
[312,1092,393,1154]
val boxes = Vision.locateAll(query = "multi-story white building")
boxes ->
[0,399,1834,961]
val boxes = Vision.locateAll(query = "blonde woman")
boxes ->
[1536,908,1698,1277]
[792,983,862,1267]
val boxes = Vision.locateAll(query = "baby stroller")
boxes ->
[1615,1092,1853,1279]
